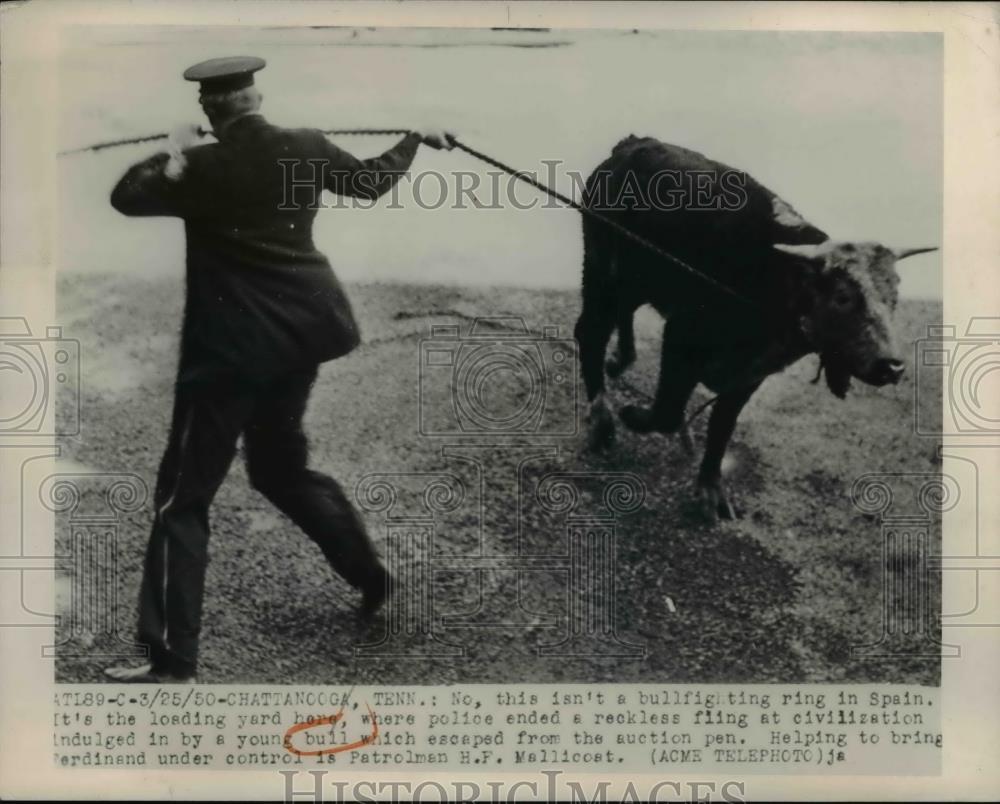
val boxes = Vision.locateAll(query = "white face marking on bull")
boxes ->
[774,241,937,393]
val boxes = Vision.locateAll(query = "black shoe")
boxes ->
[359,571,394,620]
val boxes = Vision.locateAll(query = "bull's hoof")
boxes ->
[695,481,736,523]
[619,404,657,432]
[586,396,616,451]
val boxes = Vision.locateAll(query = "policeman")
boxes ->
[105,57,455,682]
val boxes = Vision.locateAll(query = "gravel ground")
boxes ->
[54,273,942,686]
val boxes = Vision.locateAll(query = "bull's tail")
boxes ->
[581,198,614,293]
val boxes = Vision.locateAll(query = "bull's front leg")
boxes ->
[619,324,699,454]
[696,382,761,521]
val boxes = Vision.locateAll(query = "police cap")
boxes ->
[183,56,266,94]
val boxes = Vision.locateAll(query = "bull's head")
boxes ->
[774,241,937,398]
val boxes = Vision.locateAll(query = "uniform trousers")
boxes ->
[136,364,383,677]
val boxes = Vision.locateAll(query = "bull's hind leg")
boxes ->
[605,299,639,379]
[575,301,617,449]
[576,219,621,450]
[695,382,761,521]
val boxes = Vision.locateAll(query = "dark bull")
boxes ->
[575,136,936,520]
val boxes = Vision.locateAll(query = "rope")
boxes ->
[58,131,185,156]
[447,137,753,306]
[321,128,412,137]
[57,126,752,305]
[56,127,413,156]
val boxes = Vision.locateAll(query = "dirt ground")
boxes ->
[54,273,942,686]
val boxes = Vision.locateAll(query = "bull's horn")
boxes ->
[892,246,938,261]
[773,243,826,260]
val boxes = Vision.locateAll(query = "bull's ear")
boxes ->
[773,242,826,263]
[892,246,938,261]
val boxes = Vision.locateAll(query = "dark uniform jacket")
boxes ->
[111,114,421,383]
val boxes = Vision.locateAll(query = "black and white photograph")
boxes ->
[51,23,943,687]
[1,1,998,799]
